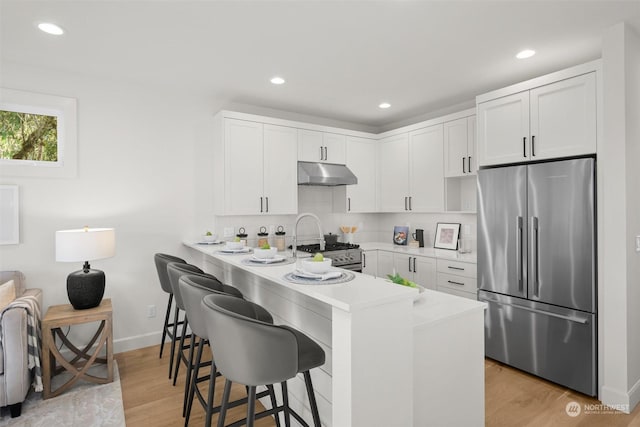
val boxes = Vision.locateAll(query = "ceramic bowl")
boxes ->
[253,247,277,259]
[202,234,217,242]
[301,258,332,274]
[225,241,244,250]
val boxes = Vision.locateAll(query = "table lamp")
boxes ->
[55,227,115,310]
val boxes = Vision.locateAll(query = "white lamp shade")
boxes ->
[56,228,116,262]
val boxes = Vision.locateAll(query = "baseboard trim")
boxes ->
[601,385,633,414]
[628,376,640,414]
[114,331,162,354]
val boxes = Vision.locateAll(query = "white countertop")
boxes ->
[184,241,485,323]
[359,242,477,264]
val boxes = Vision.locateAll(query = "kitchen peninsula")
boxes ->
[185,242,486,427]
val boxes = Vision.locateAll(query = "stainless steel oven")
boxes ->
[294,243,362,273]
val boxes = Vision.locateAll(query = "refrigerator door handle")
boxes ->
[488,299,590,325]
[531,216,540,298]
[516,216,523,292]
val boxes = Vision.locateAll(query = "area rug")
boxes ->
[0,361,125,426]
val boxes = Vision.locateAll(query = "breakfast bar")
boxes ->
[185,242,486,427]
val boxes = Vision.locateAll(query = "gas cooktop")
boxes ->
[295,243,360,253]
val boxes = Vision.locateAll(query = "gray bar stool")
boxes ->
[154,253,187,359]
[202,294,325,427]
[167,262,233,384]
[179,275,277,426]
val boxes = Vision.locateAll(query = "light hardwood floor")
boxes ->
[116,345,640,426]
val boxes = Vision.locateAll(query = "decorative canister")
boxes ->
[257,226,269,247]
[236,227,248,246]
[274,225,286,251]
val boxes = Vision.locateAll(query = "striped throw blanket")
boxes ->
[0,295,43,392]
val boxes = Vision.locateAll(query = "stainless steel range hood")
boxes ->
[297,161,358,186]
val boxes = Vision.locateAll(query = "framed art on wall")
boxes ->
[434,222,460,250]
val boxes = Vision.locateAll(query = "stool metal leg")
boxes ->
[183,333,198,416]
[266,384,281,427]
[217,379,232,427]
[246,385,256,427]
[159,293,173,359]
[205,362,218,427]
[303,371,321,427]
[281,381,291,427]
[169,305,181,379]
[185,336,205,426]
[173,316,189,386]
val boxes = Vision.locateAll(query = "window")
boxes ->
[0,88,77,178]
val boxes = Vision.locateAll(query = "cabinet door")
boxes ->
[467,116,476,175]
[409,124,444,212]
[530,73,596,160]
[298,129,324,162]
[393,253,413,281]
[477,91,530,166]
[377,251,395,278]
[263,124,298,215]
[323,133,346,164]
[346,136,376,213]
[443,118,468,177]
[362,250,378,277]
[378,133,409,212]
[224,119,263,215]
[413,256,437,290]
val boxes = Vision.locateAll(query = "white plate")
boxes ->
[196,240,223,245]
[250,255,285,264]
[292,269,343,281]
[218,248,252,254]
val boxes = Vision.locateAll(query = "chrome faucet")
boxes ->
[292,213,325,258]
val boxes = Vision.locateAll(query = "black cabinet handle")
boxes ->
[265,196,269,213]
[468,156,471,172]
[320,146,323,161]
[362,253,366,268]
[413,257,417,273]
[532,135,536,157]
[260,197,263,213]
[404,196,408,211]
[448,280,465,286]
[325,146,328,161]
[462,157,466,174]
[409,257,412,272]
[348,197,351,212]
[447,266,464,271]
[523,137,527,158]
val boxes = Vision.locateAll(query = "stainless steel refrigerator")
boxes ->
[477,157,596,396]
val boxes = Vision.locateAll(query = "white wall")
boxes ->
[0,63,211,352]
[600,22,640,413]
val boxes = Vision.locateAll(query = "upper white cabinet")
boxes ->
[298,129,346,164]
[378,125,444,213]
[444,116,476,177]
[215,117,298,215]
[345,136,377,213]
[477,72,596,167]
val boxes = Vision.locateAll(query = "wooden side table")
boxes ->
[42,298,113,399]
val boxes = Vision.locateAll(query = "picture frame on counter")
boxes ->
[434,222,460,250]
[393,226,409,245]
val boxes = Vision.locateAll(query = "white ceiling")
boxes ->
[1,1,639,131]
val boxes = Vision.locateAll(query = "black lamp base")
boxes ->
[67,265,105,310]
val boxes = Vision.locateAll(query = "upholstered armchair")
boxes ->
[0,271,43,418]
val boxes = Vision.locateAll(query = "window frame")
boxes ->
[0,88,77,178]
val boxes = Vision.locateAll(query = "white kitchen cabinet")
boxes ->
[393,253,437,290]
[436,259,477,300]
[444,116,476,177]
[378,124,444,213]
[362,250,378,277]
[376,251,395,278]
[345,136,376,213]
[477,72,596,167]
[216,118,298,215]
[298,129,346,164]
[378,133,410,212]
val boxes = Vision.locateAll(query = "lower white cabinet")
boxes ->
[378,252,437,290]
[362,250,378,276]
[436,259,477,300]
[377,251,394,278]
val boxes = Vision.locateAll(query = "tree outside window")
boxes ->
[0,110,58,162]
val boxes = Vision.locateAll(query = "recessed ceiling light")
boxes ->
[379,102,391,109]
[270,76,285,85]
[516,49,536,59]
[38,22,64,35]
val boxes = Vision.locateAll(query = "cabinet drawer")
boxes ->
[437,272,477,294]
[436,285,477,301]
[437,259,477,278]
